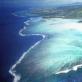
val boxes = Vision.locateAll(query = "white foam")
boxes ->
[9,26,45,82]
[56,64,82,74]
[9,17,82,82]
[9,69,21,82]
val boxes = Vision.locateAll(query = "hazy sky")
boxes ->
[4,0,82,7]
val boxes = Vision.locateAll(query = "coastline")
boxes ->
[9,17,82,82]
[9,25,46,82]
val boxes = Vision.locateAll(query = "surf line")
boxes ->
[9,29,46,82]
[56,64,82,74]
[9,17,82,82]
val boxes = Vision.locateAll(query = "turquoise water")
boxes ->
[10,17,82,82]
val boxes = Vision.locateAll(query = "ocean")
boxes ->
[1,6,82,82]
[0,6,42,82]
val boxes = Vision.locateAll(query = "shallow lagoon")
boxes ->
[10,17,82,82]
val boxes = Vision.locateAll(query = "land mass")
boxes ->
[14,3,82,19]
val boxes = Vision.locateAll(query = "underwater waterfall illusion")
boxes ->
[9,18,82,82]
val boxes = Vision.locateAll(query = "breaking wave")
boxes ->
[9,17,82,82]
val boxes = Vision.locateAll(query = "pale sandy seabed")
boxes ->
[9,17,82,82]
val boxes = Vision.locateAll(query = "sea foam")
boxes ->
[9,17,82,82]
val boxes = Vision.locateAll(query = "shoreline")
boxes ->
[9,27,46,82]
[9,18,82,82]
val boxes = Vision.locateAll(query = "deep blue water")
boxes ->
[0,6,42,82]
